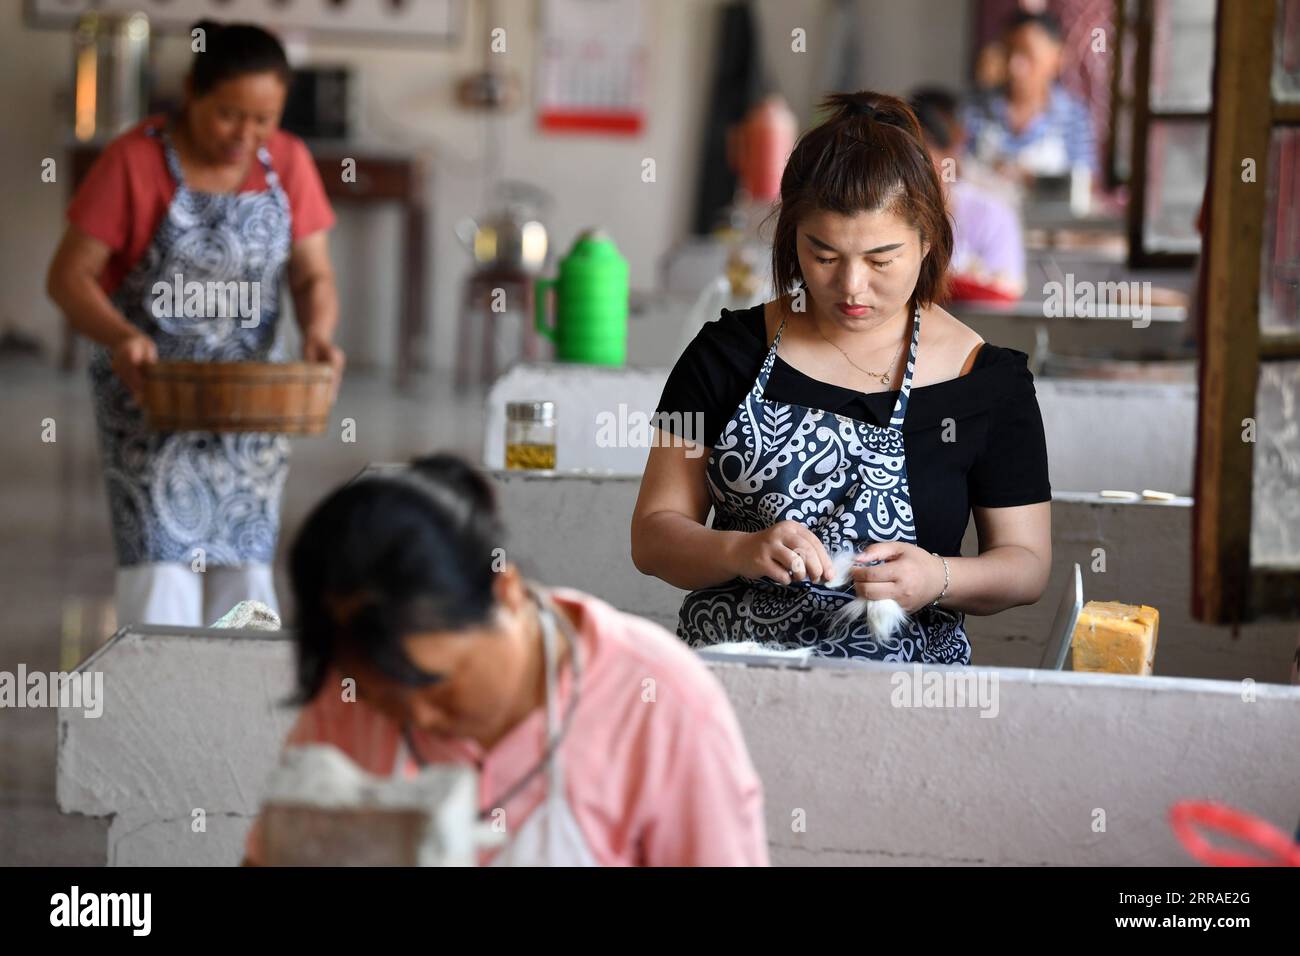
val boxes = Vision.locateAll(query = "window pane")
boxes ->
[1251,360,1300,567]
[1144,120,1208,253]
[1276,0,1300,101]
[1261,128,1300,333]
[1150,0,1216,111]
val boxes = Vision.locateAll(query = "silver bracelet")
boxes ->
[930,552,950,606]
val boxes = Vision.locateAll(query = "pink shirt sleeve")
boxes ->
[637,702,770,867]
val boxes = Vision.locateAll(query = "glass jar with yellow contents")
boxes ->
[505,401,557,470]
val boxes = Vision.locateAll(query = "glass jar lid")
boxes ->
[506,400,555,423]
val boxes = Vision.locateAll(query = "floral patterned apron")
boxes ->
[89,125,291,567]
[677,305,971,663]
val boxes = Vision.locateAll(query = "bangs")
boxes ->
[770,91,954,307]
[805,129,909,217]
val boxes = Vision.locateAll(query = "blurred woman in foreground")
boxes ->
[244,455,769,866]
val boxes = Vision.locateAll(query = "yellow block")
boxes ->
[1071,601,1160,675]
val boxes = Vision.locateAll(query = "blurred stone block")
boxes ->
[260,744,479,867]
[262,806,433,866]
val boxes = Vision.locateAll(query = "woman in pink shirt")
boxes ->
[245,455,769,866]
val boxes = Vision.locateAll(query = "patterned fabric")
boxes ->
[89,126,292,567]
[962,84,1098,175]
[677,306,971,664]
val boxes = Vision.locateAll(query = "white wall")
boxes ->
[714,657,1300,865]
[855,0,972,98]
[0,7,73,358]
[58,627,1300,865]
[0,0,971,373]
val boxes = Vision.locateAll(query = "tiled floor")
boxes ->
[0,357,485,864]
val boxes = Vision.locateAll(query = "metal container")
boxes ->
[504,400,556,470]
[73,11,151,142]
[455,181,551,275]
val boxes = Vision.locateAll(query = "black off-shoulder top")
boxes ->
[654,304,1052,556]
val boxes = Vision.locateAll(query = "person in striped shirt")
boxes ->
[962,11,1097,179]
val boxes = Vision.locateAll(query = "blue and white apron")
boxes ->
[89,125,292,567]
[677,305,971,663]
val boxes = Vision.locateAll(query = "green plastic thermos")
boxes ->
[534,229,629,365]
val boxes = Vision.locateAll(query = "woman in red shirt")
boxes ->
[46,21,343,627]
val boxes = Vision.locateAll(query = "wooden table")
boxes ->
[64,141,430,387]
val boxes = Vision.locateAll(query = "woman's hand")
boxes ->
[110,333,158,401]
[303,333,345,402]
[728,520,835,585]
[849,540,947,613]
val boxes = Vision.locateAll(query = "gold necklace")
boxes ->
[814,318,905,387]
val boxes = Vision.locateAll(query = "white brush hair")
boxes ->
[825,546,910,639]
[702,640,813,659]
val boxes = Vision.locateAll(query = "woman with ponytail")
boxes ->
[634,91,1052,664]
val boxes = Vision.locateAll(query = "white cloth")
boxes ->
[209,599,281,631]
[114,562,279,628]
[203,565,278,626]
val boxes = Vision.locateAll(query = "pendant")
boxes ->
[881,374,891,386]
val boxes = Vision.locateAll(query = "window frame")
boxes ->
[1193,0,1300,623]
[1124,0,1214,269]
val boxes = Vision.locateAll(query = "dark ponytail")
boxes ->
[818,90,929,142]
[770,90,953,308]
[189,20,291,98]
[288,453,508,705]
